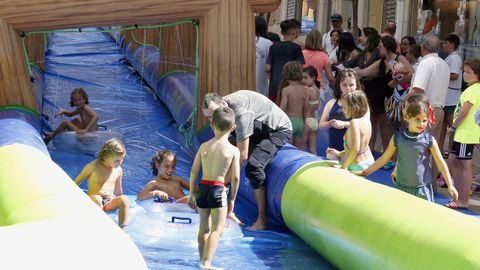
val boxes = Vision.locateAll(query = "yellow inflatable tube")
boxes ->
[0,144,147,269]
[282,162,480,269]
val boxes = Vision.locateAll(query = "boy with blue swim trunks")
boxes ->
[188,107,241,269]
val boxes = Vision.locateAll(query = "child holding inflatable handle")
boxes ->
[74,138,129,228]
[44,87,98,144]
[361,94,458,202]
[188,107,241,269]
[326,90,374,171]
[137,149,190,203]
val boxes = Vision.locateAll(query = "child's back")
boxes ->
[188,107,240,269]
[200,138,237,182]
[339,91,374,171]
[280,83,307,118]
[345,117,372,161]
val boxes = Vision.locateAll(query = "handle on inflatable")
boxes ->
[153,195,174,203]
[171,216,192,224]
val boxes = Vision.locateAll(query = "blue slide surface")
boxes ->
[42,30,335,270]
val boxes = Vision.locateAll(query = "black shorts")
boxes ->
[450,141,475,160]
[246,128,291,189]
[196,181,227,209]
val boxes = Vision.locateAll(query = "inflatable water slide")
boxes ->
[2,1,480,269]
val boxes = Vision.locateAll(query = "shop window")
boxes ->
[284,0,316,34]
[285,0,297,20]
[301,0,318,34]
[414,0,479,59]
[382,0,397,26]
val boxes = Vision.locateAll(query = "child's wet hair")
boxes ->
[278,61,304,99]
[303,66,321,88]
[212,107,235,132]
[70,87,89,107]
[151,149,176,176]
[403,93,430,119]
[341,90,368,119]
[97,138,126,161]
[334,69,362,99]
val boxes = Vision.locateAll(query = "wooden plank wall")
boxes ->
[26,33,46,70]
[158,23,196,75]
[0,0,280,116]
[0,19,37,111]
[0,0,280,31]
[197,0,256,129]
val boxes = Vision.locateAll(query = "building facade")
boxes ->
[267,0,479,60]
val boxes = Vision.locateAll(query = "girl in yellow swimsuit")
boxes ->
[302,66,321,155]
[326,90,374,171]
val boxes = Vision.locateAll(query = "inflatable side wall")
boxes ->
[105,29,195,127]
[0,69,147,269]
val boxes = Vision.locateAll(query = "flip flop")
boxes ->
[444,200,468,210]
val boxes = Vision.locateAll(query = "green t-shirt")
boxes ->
[453,83,480,144]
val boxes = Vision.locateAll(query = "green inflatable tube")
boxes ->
[282,161,480,269]
[0,144,147,269]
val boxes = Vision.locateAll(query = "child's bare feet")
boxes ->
[227,212,245,226]
[200,263,224,270]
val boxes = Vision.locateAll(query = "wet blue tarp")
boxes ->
[41,29,335,270]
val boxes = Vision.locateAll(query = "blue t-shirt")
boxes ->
[394,131,433,187]
[266,41,305,97]
[328,100,350,151]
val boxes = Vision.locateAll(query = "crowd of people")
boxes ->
[255,14,480,210]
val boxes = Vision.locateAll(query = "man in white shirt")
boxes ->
[411,35,450,138]
[439,33,463,155]
[322,13,344,54]
[411,35,450,189]
[255,16,272,97]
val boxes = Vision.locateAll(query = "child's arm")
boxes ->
[362,138,396,176]
[324,62,336,87]
[56,107,80,118]
[451,101,474,131]
[114,168,123,196]
[354,59,382,80]
[74,161,95,186]
[178,177,190,190]
[302,90,309,121]
[187,146,202,209]
[137,181,158,200]
[227,147,244,226]
[79,105,99,133]
[319,99,335,129]
[341,121,360,169]
[279,88,289,112]
[265,64,271,73]
[228,148,240,207]
[430,138,459,201]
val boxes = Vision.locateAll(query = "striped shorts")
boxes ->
[450,141,475,160]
